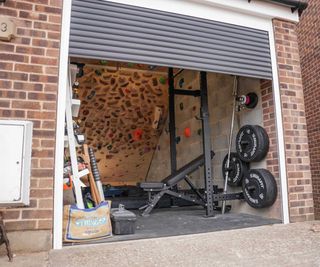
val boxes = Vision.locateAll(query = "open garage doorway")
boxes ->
[62,57,281,245]
[54,0,290,248]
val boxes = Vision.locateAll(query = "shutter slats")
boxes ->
[69,0,272,79]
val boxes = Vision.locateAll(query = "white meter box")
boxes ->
[0,120,33,206]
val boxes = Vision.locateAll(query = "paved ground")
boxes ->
[1,221,320,266]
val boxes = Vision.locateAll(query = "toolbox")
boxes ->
[110,204,137,235]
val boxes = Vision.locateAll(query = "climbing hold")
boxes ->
[175,136,181,144]
[127,62,134,68]
[107,144,113,150]
[179,78,184,88]
[179,102,184,111]
[87,90,96,100]
[148,65,156,70]
[159,77,167,85]
[197,129,202,136]
[133,129,143,141]
[100,60,108,65]
[95,69,102,76]
[184,127,191,138]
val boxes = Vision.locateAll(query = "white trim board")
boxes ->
[53,0,73,250]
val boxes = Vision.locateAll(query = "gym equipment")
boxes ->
[222,153,249,187]
[139,152,215,216]
[138,69,276,217]
[237,92,258,109]
[242,169,277,208]
[222,76,238,214]
[236,125,269,162]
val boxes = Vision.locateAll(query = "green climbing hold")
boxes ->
[127,62,134,67]
[197,129,202,136]
[179,102,184,111]
[100,60,108,65]
[95,69,102,76]
[159,77,167,85]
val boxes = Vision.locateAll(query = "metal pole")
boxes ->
[222,76,238,214]
[168,68,177,174]
[200,71,214,217]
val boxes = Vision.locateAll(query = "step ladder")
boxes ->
[64,65,88,209]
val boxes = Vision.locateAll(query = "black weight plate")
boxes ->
[242,169,277,209]
[222,153,249,187]
[236,125,269,162]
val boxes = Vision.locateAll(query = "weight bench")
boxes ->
[139,151,214,216]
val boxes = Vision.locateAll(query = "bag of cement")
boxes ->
[63,201,112,242]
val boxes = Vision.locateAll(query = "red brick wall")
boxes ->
[297,0,320,219]
[0,0,62,230]
[273,19,314,222]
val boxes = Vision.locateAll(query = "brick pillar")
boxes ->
[297,0,320,219]
[0,0,62,231]
[273,19,314,222]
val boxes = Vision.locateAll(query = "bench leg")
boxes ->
[141,191,166,217]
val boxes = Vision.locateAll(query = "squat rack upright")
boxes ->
[168,68,214,216]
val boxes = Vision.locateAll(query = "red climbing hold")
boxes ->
[184,127,191,138]
[133,129,143,141]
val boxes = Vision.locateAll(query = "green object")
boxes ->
[159,77,166,85]
[100,60,108,65]
[179,102,184,110]
[87,201,94,209]
[197,129,202,136]
[95,69,102,76]
[107,144,113,150]
[127,62,134,67]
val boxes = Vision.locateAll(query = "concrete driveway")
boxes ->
[1,221,320,266]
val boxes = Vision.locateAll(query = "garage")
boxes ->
[57,0,289,246]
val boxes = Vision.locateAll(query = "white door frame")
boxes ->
[53,0,73,250]
[53,0,294,249]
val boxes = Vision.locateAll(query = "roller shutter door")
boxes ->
[69,0,272,79]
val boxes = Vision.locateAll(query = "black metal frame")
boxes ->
[139,69,244,217]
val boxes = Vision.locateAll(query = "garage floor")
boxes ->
[65,206,281,245]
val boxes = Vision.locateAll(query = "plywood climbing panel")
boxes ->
[77,65,168,185]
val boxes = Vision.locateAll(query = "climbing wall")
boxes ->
[77,65,168,185]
